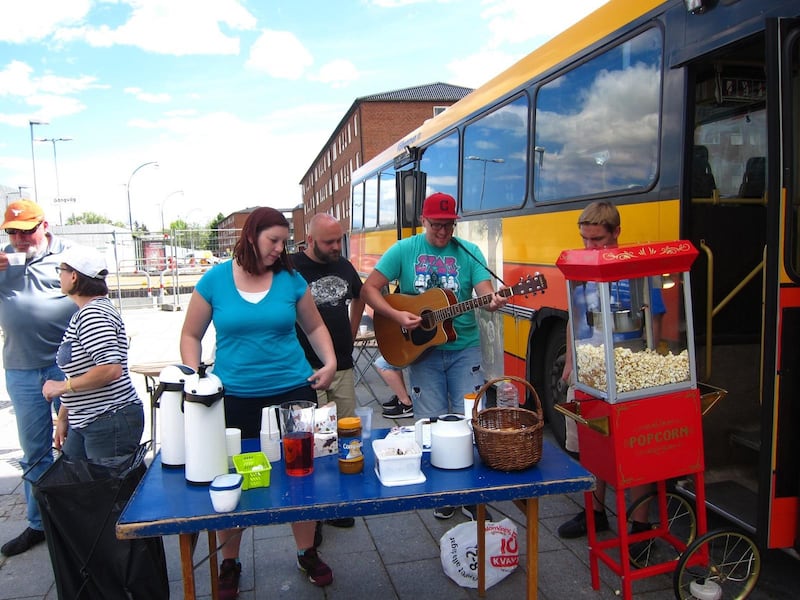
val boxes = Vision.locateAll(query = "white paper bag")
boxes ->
[439,517,519,589]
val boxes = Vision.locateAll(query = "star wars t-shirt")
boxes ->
[373,234,491,351]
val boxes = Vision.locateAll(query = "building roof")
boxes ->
[357,82,473,103]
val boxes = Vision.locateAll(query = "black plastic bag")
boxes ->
[31,444,169,600]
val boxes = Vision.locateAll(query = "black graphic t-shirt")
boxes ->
[292,252,363,370]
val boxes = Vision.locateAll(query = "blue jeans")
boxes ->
[62,403,144,461]
[408,346,484,419]
[5,366,64,531]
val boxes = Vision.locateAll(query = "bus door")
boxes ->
[683,17,800,552]
[773,17,800,555]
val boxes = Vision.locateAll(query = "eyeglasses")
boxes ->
[55,265,74,274]
[426,220,456,232]
[5,222,42,236]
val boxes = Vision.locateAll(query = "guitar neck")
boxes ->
[430,287,513,324]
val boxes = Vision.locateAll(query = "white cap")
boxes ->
[61,245,109,280]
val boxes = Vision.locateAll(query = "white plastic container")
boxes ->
[372,438,423,483]
[209,473,243,513]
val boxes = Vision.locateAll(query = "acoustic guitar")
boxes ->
[374,274,547,367]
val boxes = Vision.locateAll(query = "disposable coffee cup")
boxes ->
[5,252,25,266]
[225,428,241,470]
[355,406,373,439]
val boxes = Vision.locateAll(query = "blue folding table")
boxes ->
[117,431,594,599]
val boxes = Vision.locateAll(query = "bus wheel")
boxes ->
[673,529,760,599]
[626,491,696,569]
[541,327,568,449]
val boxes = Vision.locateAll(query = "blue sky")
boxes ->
[0,0,607,231]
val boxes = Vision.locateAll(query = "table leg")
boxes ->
[208,530,219,600]
[179,533,197,600]
[477,504,486,596]
[526,497,539,600]
[146,375,158,448]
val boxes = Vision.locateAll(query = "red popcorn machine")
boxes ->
[555,241,759,600]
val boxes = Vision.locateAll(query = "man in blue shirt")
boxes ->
[558,201,663,540]
[0,201,76,556]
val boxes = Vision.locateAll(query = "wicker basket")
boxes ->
[472,376,544,471]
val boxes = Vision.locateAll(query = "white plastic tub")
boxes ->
[372,438,423,484]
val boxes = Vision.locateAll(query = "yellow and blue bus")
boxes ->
[349,0,800,555]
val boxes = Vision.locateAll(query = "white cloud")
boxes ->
[124,87,171,103]
[0,61,96,124]
[445,0,609,89]
[480,0,609,48]
[246,30,313,79]
[0,0,90,44]
[54,0,257,56]
[310,59,360,88]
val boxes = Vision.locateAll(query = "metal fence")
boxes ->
[1,227,238,313]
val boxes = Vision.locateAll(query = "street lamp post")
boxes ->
[126,161,159,233]
[29,120,48,202]
[161,190,184,233]
[36,137,73,225]
[466,155,505,209]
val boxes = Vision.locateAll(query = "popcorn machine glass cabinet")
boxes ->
[560,243,699,403]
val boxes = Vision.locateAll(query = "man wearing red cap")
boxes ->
[362,192,507,520]
[0,200,77,556]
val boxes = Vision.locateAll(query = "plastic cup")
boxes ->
[355,406,373,439]
[279,401,315,476]
[5,252,25,266]
[225,428,241,470]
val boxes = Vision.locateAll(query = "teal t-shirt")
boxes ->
[195,262,313,396]
[374,234,492,351]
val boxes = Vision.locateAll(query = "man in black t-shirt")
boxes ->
[293,213,365,419]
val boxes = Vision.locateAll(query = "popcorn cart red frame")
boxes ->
[556,241,760,600]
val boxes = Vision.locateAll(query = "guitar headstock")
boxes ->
[512,273,547,296]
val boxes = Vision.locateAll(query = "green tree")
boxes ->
[66,212,113,225]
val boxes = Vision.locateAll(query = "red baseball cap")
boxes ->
[422,192,459,220]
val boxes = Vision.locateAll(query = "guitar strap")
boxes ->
[451,237,508,287]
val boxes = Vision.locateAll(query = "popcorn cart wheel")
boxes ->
[672,529,761,599]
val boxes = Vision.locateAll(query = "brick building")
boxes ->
[216,206,300,255]
[297,82,472,239]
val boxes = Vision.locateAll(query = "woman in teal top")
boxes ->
[180,207,336,595]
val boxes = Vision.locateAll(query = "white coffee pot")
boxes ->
[426,414,474,470]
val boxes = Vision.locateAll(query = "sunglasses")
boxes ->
[55,265,74,274]
[5,222,42,236]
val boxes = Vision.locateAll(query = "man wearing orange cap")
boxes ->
[0,200,77,556]
[361,191,508,520]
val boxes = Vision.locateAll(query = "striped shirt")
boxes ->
[56,297,141,429]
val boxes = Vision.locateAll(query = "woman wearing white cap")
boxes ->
[42,246,144,459]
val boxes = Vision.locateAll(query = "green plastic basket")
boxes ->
[232,452,272,490]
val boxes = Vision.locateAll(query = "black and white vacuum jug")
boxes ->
[183,364,228,485]
[155,364,195,468]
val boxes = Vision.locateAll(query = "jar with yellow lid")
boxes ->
[337,417,363,474]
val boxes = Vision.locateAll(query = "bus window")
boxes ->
[462,94,528,212]
[694,110,766,199]
[419,131,459,201]
[379,169,396,226]
[351,181,364,230]
[533,27,662,202]
[365,175,378,229]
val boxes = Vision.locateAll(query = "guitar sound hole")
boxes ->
[419,309,435,330]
